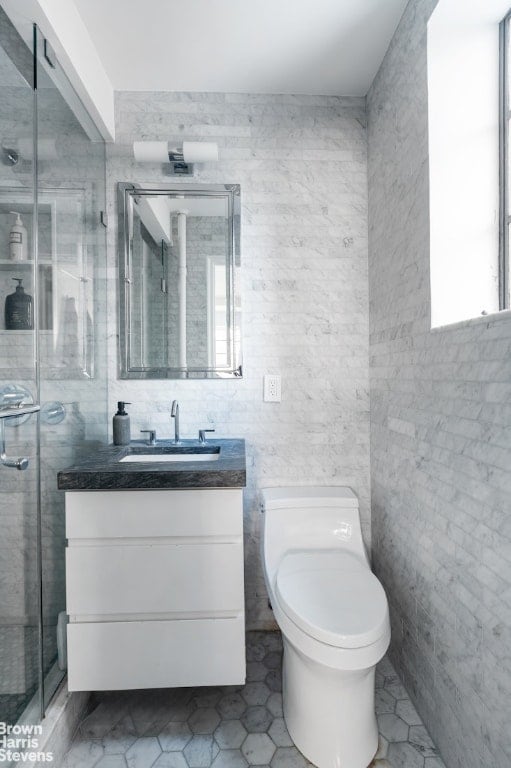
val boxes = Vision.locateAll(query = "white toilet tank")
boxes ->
[261,486,369,582]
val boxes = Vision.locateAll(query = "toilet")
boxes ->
[261,487,391,768]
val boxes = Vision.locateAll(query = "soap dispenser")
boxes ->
[113,401,131,445]
[5,278,33,330]
[9,211,27,261]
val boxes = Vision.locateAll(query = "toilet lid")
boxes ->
[275,550,389,649]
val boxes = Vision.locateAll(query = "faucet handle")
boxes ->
[198,429,215,444]
[140,429,157,446]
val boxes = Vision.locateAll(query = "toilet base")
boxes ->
[282,637,378,768]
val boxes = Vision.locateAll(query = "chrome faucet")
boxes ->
[170,400,180,444]
[198,429,215,445]
[140,429,157,446]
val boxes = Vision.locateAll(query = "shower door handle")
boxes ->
[0,408,38,470]
[0,403,40,419]
[1,455,29,470]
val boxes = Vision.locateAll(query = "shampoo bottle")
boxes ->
[5,278,33,330]
[113,401,131,445]
[9,211,27,261]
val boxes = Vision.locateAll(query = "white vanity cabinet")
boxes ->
[65,488,245,691]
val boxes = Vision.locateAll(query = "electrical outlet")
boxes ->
[264,374,281,402]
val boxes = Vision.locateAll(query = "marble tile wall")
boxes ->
[367,1,511,766]
[106,91,370,628]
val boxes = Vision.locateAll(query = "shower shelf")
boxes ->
[0,259,52,265]
[0,186,96,377]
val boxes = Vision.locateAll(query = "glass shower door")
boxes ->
[0,10,108,727]
[0,10,42,726]
[34,28,109,709]
[0,11,108,727]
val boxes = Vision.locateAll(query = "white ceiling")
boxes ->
[74,0,408,96]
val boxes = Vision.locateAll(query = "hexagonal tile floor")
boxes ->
[62,632,446,768]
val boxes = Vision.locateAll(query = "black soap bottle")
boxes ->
[113,401,131,445]
[5,278,33,330]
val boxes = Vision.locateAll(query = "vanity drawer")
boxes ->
[67,615,246,691]
[67,542,244,616]
[66,489,243,539]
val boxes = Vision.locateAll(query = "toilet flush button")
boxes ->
[334,522,352,541]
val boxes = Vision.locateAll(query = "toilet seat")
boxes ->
[275,550,388,649]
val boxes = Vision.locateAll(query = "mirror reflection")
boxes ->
[118,183,241,379]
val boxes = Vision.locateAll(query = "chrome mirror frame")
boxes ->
[118,182,242,379]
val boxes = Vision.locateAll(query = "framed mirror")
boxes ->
[118,182,241,379]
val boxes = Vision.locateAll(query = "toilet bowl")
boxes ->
[261,487,391,768]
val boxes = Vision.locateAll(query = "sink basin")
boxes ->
[119,453,219,463]
[118,446,220,463]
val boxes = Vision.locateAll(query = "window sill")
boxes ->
[431,308,511,333]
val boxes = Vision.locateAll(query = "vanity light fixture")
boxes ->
[132,140,218,175]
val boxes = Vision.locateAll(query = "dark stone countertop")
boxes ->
[57,439,246,491]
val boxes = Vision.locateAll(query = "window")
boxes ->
[428,1,508,327]
[499,10,511,309]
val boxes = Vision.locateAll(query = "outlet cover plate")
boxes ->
[264,374,281,402]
